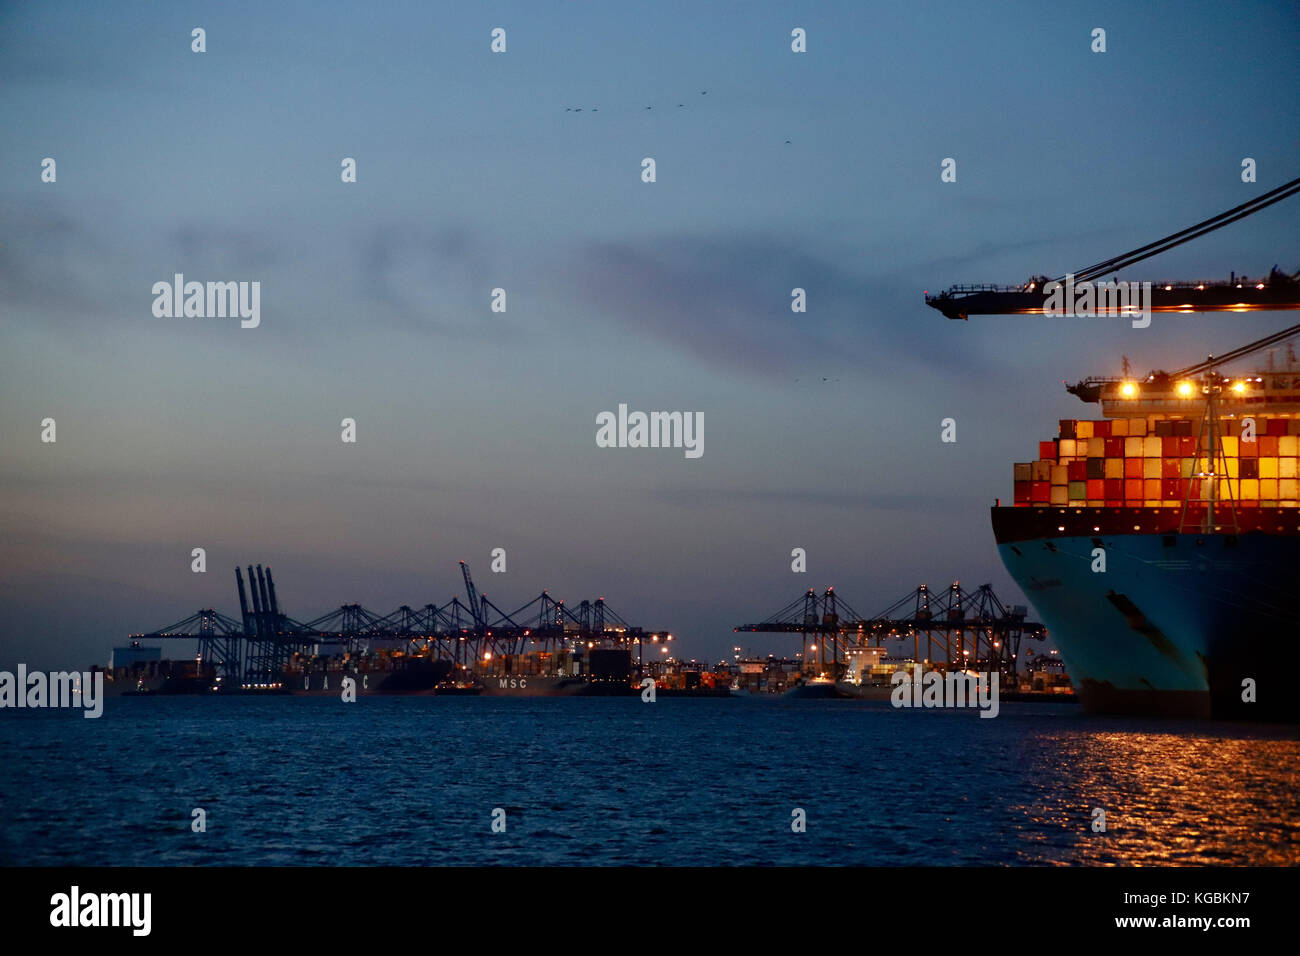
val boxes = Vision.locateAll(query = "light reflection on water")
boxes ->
[1007,729,1300,865]
[0,698,1295,866]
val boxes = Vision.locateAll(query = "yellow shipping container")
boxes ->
[1260,457,1279,479]
[1221,436,1238,457]
[1076,421,1094,439]
[1143,499,1163,507]
[1283,500,1299,508]
[1104,458,1124,479]
[1143,435,1163,457]
[1087,437,1104,457]
[1241,479,1260,499]
[1124,436,1143,457]
[1181,458,1195,478]
[1163,499,1180,507]
[1050,486,1068,505]
[1262,479,1279,498]
[1282,458,1298,478]
[1227,458,1240,478]
[1111,419,1129,436]
[1283,479,1299,498]
[1143,458,1161,479]
[1281,436,1298,456]
[1219,479,1233,500]
[1059,438,1077,457]
[1129,419,1147,436]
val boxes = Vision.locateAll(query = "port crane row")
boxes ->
[126,562,668,689]
[735,583,1046,684]
[925,173,1300,319]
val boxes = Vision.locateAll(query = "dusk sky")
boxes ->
[2,0,1298,670]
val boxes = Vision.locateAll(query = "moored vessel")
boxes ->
[995,355,1300,720]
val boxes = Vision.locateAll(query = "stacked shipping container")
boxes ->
[1013,416,1300,508]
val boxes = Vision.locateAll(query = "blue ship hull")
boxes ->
[993,507,1297,720]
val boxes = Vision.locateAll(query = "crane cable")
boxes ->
[1058,175,1300,284]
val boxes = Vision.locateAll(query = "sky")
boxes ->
[2,0,1298,670]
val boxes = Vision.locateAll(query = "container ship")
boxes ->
[993,346,1300,720]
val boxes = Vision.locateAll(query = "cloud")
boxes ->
[568,232,1002,378]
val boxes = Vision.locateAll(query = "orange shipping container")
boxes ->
[1104,458,1124,479]
[1125,457,1143,478]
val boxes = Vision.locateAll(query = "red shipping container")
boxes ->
[1178,436,1196,457]
[1038,440,1058,460]
[1260,435,1279,457]
[1068,461,1087,481]
[1124,479,1143,499]
[1162,457,1181,479]
[1104,478,1123,499]
[1240,498,1259,508]
[1086,479,1105,499]
[1161,478,1182,499]
[1162,435,1180,456]
[1241,438,1258,457]
[1059,420,1077,439]
[1124,458,1143,478]
[1014,481,1030,503]
[1104,437,1124,457]
[1268,417,1287,436]
[1031,481,1050,502]
[1104,499,1122,507]
[1093,420,1111,438]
